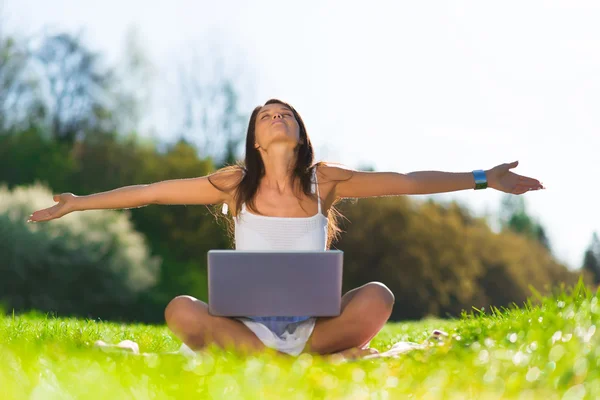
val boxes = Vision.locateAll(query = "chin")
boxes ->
[268,129,294,140]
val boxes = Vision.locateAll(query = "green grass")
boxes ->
[1,282,599,399]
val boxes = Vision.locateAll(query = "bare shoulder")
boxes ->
[315,162,355,182]
[208,166,245,193]
[313,162,356,202]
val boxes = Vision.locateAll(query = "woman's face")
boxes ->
[254,103,301,151]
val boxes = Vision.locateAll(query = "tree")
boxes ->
[30,32,119,144]
[0,183,160,321]
[499,194,551,251]
[0,24,251,321]
[0,33,43,132]
[583,232,600,284]
[111,26,155,134]
[335,196,580,321]
[0,29,131,143]
[335,198,485,320]
[172,50,247,165]
[356,164,376,172]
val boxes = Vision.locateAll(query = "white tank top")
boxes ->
[228,167,328,251]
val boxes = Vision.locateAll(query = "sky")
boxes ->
[3,1,599,269]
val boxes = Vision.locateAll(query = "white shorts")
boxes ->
[235,317,317,356]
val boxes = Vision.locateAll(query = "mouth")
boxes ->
[271,120,285,126]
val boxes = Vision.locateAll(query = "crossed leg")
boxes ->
[164,296,267,355]
[304,281,395,356]
[164,281,395,357]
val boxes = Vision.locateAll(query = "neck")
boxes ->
[260,144,297,194]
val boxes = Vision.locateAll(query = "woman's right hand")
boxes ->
[27,193,78,223]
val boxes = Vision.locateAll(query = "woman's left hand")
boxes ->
[487,161,545,195]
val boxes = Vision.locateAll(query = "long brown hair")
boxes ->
[208,99,349,249]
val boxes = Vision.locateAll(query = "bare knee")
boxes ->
[359,282,395,311]
[348,282,395,348]
[347,282,395,333]
[164,295,207,328]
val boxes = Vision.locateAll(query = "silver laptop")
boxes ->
[207,250,343,317]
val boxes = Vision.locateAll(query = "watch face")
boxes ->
[472,170,487,189]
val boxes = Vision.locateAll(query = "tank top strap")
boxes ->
[313,166,322,215]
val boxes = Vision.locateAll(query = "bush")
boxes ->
[335,197,584,321]
[0,182,161,320]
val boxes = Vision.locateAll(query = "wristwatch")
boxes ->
[472,170,488,190]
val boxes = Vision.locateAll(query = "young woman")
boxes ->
[28,99,544,359]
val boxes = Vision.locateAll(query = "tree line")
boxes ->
[1,27,597,323]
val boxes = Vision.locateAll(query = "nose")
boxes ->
[272,113,282,119]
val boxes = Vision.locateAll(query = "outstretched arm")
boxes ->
[27,169,241,223]
[324,160,545,199]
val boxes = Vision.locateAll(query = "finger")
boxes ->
[31,214,45,222]
[515,183,541,192]
[516,182,542,190]
[511,185,533,195]
[518,187,541,195]
[518,176,542,186]
[32,209,52,222]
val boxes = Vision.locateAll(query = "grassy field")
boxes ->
[1,282,599,400]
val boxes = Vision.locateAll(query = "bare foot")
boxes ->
[364,329,450,359]
[373,341,426,358]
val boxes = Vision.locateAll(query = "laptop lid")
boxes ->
[207,250,343,317]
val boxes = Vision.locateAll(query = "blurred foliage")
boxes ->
[0,28,234,322]
[335,197,585,320]
[583,232,600,284]
[0,183,160,320]
[0,32,128,143]
[499,194,551,252]
[0,128,229,322]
